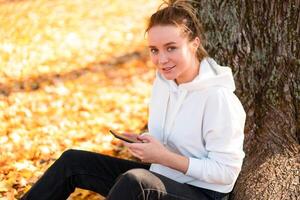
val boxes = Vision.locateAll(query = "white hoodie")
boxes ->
[148,57,246,193]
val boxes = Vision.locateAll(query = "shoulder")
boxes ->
[204,87,246,119]
[205,87,239,103]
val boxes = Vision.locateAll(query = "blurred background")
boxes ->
[0,0,161,199]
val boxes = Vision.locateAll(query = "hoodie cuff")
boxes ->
[185,157,202,177]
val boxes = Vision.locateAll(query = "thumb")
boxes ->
[138,133,153,142]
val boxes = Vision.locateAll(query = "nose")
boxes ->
[158,52,169,65]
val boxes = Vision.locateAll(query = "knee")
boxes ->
[108,169,151,199]
[120,169,150,185]
[112,169,150,193]
[57,149,80,164]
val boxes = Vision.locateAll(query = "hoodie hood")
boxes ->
[157,57,236,92]
[154,57,237,146]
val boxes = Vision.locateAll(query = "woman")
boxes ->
[21,1,246,199]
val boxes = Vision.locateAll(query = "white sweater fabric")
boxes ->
[148,57,246,193]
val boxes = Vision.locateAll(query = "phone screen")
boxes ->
[109,130,142,143]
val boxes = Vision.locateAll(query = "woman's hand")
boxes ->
[123,133,189,173]
[123,134,170,164]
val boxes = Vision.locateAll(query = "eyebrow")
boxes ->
[148,42,177,48]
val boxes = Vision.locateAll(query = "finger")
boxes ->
[128,149,142,159]
[138,134,153,142]
[127,142,146,150]
[122,141,132,148]
[123,142,143,151]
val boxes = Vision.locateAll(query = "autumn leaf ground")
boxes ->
[0,0,160,199]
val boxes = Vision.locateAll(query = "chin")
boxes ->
[162,74,175,81]
[159,72,174,80]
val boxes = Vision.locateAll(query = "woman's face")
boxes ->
[147,25,200,84]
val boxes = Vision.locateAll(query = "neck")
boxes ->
[175,59,200,85]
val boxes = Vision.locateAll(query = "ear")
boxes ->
[191,37,200,50]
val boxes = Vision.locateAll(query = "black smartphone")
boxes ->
[109,130,142,143]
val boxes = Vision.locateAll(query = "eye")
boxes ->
[167,46,176,52]
[150,48,158,55]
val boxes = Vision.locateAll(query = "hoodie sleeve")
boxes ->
[185,88,246,185]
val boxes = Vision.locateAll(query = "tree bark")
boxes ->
[191,0,300,199]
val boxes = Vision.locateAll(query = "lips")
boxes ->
[162,65,175,72]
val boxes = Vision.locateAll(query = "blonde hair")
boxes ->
[146,0,208,62]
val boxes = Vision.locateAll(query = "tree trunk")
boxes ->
[191,0,300,199]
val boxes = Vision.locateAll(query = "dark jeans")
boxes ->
[21,149,229,200]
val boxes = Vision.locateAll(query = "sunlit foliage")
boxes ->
[0,0,160,199]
